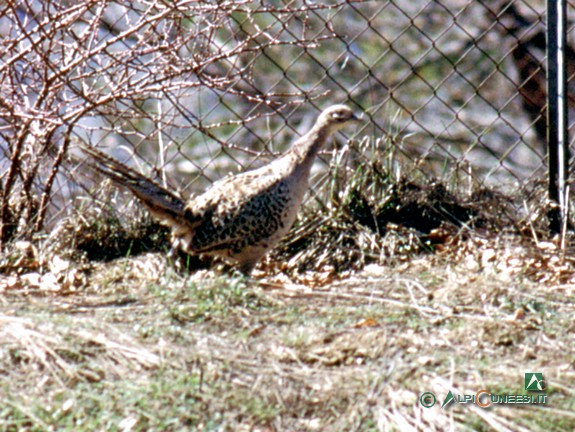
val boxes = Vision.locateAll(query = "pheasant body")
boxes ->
[82,105,359,274]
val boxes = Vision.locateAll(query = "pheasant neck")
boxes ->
[291,125,331,170]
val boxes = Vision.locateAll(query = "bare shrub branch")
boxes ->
[0,0,345,243]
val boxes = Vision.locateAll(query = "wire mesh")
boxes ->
[0,0,573,243]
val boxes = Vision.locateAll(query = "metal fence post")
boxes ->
[547,0,570,233]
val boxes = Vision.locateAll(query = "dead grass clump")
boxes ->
[333,137,521,239]
[50,209,170,262]
[0,314,161,386]
[438,228,575,285]
[270,136,522,278]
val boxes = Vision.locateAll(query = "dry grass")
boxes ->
[0,237,573,431]
[0,137,574,431]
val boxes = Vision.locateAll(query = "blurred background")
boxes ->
[0,0,572,244]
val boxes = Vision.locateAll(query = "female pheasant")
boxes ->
[82,105,360,274]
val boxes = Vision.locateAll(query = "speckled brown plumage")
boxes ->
[81,105,360,274]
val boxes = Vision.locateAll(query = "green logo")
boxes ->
[419,392,436,408]
[420,373,548,409]
[441,390,455,409]
[525,373,545,391]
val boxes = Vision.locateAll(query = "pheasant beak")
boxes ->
[350,112,363,123]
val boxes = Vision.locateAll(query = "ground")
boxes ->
[0,240,574,431]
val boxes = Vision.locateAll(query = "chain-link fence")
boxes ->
[0,0,573,245]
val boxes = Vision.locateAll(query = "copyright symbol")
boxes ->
[419,392,436,408]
